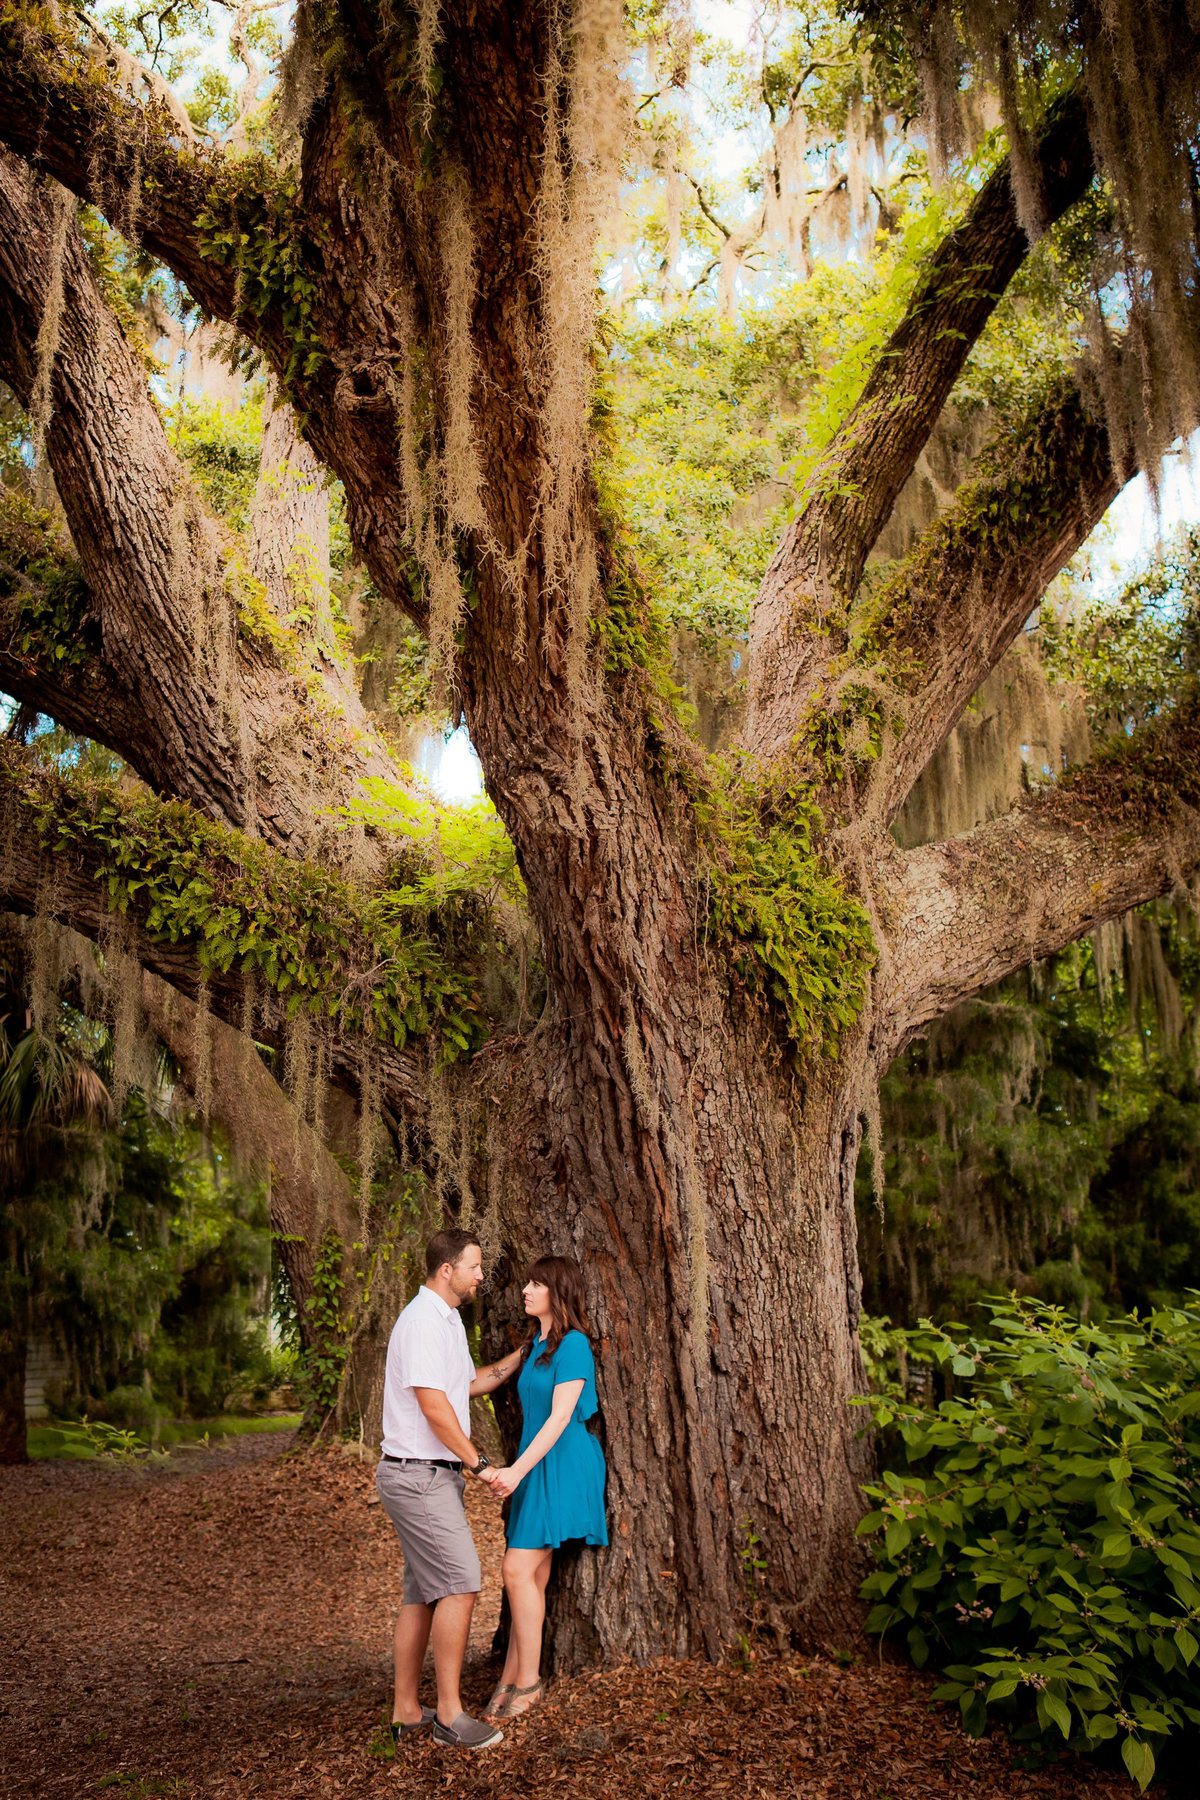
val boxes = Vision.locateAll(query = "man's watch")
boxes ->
[470,1453,492,1475]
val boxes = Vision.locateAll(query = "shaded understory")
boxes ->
[0,1435,1160,1799]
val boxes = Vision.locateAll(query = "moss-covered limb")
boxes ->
[0,152,417,861]
[882,686,1200,1062]
[851,381,1117,824]
[2,746,492,1055]
[745,88,1094,764]
[193,158,327,393]
[0,5,292,355]
[0,745,499,1120]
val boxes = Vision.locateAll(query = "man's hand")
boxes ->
[474,1464,502,1489]
[487,1466,520,1499]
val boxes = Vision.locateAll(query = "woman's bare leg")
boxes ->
[501,1546,553,1697]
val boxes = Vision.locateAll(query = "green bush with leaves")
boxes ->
[856,1298,1200,1791]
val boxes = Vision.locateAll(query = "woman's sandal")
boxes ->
[503,1678,545,1720]
[484,1683,515,1720]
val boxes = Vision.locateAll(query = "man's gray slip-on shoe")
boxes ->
[432,1711,504,1750]
[391,1707,435,1741]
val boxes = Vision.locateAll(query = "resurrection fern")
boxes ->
[699,758,876,1057]
[195,159,325,391]
[4,756,488,1060]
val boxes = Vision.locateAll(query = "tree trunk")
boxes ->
[479,963,874,1662]
[0,1319,28,1465]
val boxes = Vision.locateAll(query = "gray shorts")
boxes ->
[375,1461,482,1604]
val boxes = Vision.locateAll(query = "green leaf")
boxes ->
[1038,1692,1072,1740]
[1121,1736,1155,1792]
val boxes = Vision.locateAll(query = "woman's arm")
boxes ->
[468,1344,525,1399]
[489,1378,585,1498]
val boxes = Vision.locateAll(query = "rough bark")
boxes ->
[880,694,1200,1059]
[863,383,1120,825]
[483,1003,876,1661]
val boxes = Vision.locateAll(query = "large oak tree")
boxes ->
[0,0,1198,1666]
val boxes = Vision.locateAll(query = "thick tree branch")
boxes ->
[746,87,1095,762]
[0,494,166,765]
[860,382,1119,822]
[0,152,401,857]
[878,692,1200,1059]
[0,4,270,337]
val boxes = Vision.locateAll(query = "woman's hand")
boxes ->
[488,1465,521,1498]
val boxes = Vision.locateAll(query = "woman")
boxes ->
[480,1254,606,1720]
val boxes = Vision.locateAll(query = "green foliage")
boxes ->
[146,1166,281,1417]
[299,1231,350,1414]
[0,490,95,671]
[1041,527,1200,736]
[170,391,265,531]
[29,1413,300,1460]
[856,1297,1200,1791]
[1,979,277,1432]
[195,161,325,391]
[858,921,1200,1325]
[700,758,875,1055]
[77,1416,162,1463]
[607,294,842,647]
[333,774,524,912]
[9,760,487,1058]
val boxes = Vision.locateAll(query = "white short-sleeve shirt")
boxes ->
[381,1285,474,1460]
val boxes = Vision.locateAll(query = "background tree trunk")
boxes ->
[0,1320,28,1465]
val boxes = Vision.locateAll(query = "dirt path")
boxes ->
[0,1437,1154,1799]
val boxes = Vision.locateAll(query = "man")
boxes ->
[376,1227,505,1751]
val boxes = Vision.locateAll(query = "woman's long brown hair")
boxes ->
[526,1254,591,1364]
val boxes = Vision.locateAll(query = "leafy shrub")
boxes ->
[93,1383,162,1434]
[856,1297,1200,1791]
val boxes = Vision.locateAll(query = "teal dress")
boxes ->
[505,1329,608,1550]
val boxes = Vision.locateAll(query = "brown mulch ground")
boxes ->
[0,1434,1160,1799]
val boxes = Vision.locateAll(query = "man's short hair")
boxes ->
[425,1228,482,1277]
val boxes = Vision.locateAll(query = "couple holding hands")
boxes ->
[376,1228,607,1751]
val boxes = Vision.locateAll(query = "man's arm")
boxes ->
[468,1347,524,1399]
[412,1387,494,1476]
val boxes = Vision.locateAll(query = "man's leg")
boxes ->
[393,1601,434,1725]
[430,1590,476,1724]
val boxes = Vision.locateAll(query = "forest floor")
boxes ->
[0,1433,1165,1800]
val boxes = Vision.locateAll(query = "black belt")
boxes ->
[382,1454,462,1469]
